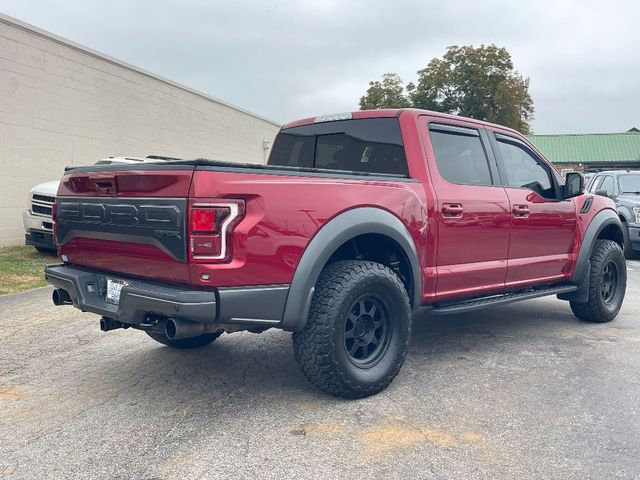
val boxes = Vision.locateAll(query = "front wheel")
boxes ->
[292,260,412,399]
[570,239,626,323]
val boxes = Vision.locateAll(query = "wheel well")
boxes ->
[598,222,624,246]
[327,233,414,303]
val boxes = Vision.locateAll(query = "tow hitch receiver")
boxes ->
[100,317,125,332]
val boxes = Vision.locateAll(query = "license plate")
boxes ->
[106,278,128,305]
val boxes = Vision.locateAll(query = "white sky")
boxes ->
[1,0,638,133]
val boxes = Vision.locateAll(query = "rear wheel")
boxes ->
[146,331,222,349]
[292,260,412,398]
[35,246,55,254]
[570,240,626,323]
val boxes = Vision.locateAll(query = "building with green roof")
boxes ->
[526,131,640,172]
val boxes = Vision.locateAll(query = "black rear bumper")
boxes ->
[44,264,289,328]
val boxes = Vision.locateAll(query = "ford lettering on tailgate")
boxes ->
[56,198,187,261]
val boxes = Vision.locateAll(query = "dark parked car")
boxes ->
[588,170,640,258]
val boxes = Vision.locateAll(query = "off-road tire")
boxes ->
[146,331,222,349]
[570,240,626,323]
[292,260,412,399]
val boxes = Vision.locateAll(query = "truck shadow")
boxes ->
[86,298,587,404]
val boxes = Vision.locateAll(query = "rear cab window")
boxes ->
[268,118,408,176]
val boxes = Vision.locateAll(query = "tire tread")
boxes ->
[292,260,411,398]
[570,239,626,323]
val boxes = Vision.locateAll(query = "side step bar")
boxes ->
[428,284,578,316]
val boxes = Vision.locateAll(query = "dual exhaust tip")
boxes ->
[100,317,206,339]
[164,317,208,340]
[52,288,208,340]
[99,315,208,340]
[52,288,72,306]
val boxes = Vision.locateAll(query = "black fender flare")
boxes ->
[617,205,633,224]
[559,209,623,303]
[280,207,422,332]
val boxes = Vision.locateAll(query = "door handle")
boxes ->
[442,203,463,218]
[512,204,530,218]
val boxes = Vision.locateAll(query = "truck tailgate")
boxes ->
[56,166,195,284]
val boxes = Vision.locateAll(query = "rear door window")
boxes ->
[269,118,408,176]
[428,124,493,186]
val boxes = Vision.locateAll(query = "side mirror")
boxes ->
[595,189,611,199]
[563,172,584,199]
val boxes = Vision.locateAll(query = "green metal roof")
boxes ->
[526,133,640,164]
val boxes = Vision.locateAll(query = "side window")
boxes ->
[429,125,493,186]
[598,176,615,196]
[589,175,604,193]
[496,138,555,199]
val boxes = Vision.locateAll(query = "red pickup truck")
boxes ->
[45,109,627,398]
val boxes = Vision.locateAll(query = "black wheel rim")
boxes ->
[600,261,619,306]
[343,294,391,367]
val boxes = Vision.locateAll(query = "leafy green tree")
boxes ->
[359,73,410,110]
[360,45,534,133]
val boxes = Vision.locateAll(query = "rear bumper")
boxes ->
[44,264,289,328]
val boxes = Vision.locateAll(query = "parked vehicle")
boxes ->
[23,180,59,252]
[23,157,167,253]
[587,169,640,258]
[45,109,627,398]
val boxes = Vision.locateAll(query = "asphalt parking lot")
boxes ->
[1,262,639,480]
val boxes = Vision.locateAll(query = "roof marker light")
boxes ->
[314,112,353,123]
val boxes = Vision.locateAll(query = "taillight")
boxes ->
[188,200,244,262]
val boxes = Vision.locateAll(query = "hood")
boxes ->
[30,180,61,196]
[617,193,640,206]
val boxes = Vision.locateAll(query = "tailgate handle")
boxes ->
[90,175,117,194]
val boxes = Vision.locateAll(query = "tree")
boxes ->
[359,73,410,110]
[360,45,534,133]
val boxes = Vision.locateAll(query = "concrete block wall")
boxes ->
[0,13,281,245]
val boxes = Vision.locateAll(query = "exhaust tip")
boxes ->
[52,288,72,306]
[165,318,178,340]
[164,317,206,340]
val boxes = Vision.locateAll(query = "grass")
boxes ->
[0,245,56,295]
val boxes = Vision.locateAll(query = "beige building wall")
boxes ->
[0,13,281,245]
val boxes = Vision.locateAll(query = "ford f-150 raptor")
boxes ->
[45,109,627,398]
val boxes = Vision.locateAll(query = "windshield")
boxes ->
[618,174,640,193]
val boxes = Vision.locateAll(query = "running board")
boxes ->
[428,284,578,316]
